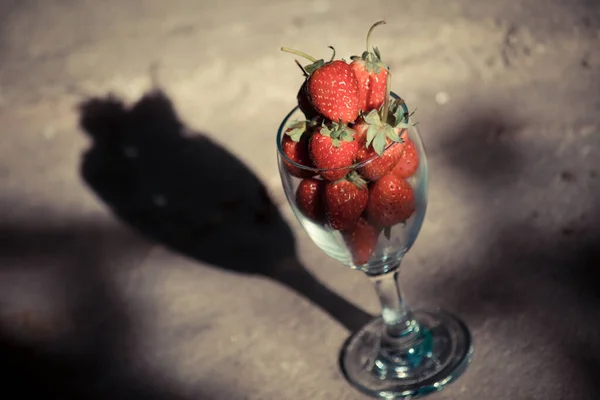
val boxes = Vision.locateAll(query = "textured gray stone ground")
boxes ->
[0,0,599,399]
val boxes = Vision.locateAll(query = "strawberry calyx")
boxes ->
[304,46,337,75]
[345,170,368,190]
[351,66,420,156]
[304,59,326,75]
[285,120,308,142]
[357,67,418,155]
[281,46,338,76]
[388,98,418,130]
[320,120,355,148]
[281,47,325,76]
[360,109,402,156]
[350,20,389,74]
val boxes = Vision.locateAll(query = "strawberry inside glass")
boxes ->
[277,21,473,399]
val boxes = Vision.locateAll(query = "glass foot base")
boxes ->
[340,310,473,399]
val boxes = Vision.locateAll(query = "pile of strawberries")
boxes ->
[281,21,419,265]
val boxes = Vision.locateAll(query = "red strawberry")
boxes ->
[281,121,315,178]
[350,62,388,113]
[297,80,319,120]
[350,21,389,113]
[309,123,358,181]
[296,178,326,223]
[391,132,419,179]
[305,60,360,124]
[282,47,359,123]
[367,174,416,228]
[281,46,360,124]
[343,217,381,265]
[354,118,405,181]
[324,173,369,230]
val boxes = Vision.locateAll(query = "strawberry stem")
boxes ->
[381,70,392,123]
[294,59,309,77]
[281,47,317,63]
[366,20,386,53]
[347,170,368,189]
[328,46,336,62]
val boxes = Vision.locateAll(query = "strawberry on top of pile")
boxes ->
[281,21,419,266]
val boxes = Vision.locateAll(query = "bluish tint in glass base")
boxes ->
[340,310,473,399]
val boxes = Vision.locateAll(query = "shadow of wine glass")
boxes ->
[77,89,372,333]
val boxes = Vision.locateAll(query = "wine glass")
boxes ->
[276,93,473,398]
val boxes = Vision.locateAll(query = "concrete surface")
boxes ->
[0,0,599,399]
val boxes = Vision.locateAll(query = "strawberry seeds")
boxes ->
[280,21,420,266]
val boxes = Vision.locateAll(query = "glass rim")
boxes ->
[276,92,411,173]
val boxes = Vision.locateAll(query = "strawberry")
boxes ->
[351,98,409,181]
[297,80,319,121]
[309,122,358,181]
[296,178,326,223]
[282,47,360,124]
[343,217,381,265]
[305,59,360,124]
[366,174,416,228]
[281,120,315,178]
[350,21,389,113]
[351,62,388,114]
[354,117,405,181]
[391,133,419,179]
[324,172,369,230]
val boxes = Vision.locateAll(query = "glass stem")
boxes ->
[372,266,416,338]
[370,264,425,375]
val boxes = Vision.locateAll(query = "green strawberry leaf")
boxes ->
[346,170,368,190]
[385,125,401,142]
[363,109,381,126]
[288,129,304,142]
[372,132,388,155]
[351,44,388,74]
[388,99,403,125]
[373,46,382,61]
[361,101,410,155]
[388,99,400,123]
[362,109,399,155]
[304,59,326,75]
[366,124,379,148]
[340,129,355,142]
[365,57,388,74]
[322,121,355,147]
[387,98,420,129]
[285,120,307,142]
[320,123,332,137]
[287,120,306,129]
